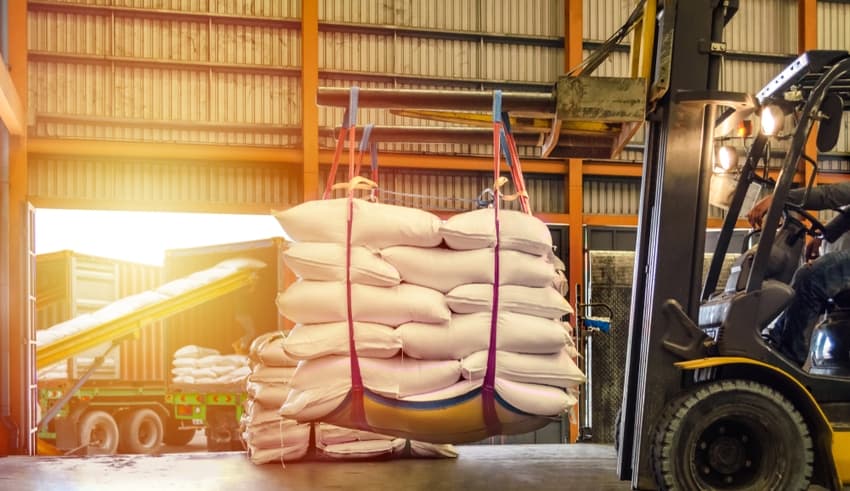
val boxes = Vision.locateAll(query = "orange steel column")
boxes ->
[565,0,583,444]
[4,0,28,456]
[301,0,320,202]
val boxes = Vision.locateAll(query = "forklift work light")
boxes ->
[716,145,739,172]
[760,104,784,136]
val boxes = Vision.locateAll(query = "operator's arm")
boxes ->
[746,181,850,230]
[787,181,850,210]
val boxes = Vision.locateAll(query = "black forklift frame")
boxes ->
[616,0,741,487]
[618,1,850,484]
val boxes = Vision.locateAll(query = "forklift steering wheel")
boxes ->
[784,202,827,237]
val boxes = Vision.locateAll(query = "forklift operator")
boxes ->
[747,181,850,365]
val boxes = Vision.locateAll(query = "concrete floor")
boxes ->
[0,444,629,491]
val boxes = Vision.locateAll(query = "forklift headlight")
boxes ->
[760,105,785,136]
[715,145,739,172]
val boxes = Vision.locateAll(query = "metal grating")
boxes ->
[585,250,741,443]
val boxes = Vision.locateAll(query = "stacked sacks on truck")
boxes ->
[171,345,251,386]
[273,198,585,443]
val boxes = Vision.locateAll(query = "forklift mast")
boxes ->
[617,0,739,488]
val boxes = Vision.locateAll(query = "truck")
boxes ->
[35,238,284,455]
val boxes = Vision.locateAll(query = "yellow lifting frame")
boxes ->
[36,268,259,370]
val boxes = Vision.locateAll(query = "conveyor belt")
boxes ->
[36,259,265,370]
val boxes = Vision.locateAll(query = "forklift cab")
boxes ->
[620,50,850,490]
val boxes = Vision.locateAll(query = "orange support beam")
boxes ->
[799,0,817,185]
[4,0,29,456]
[301,0,319,201]
[564,0,583,443]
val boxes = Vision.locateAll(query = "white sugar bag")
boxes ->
[251,333,300,367]
[279,384,350,421]
[247,381,292,409]
[284,321,402,360]
[243,419,311,450]
[277,281,450,325]
[249,366,297,383]
[380,246,557,293]
[274,198,442,248]
[440,209,553,256]
[290,355,461,399]
[196,354,248,369]
[461,349,586,388]
[398,312,568,360]
[319,439,407,459]
[247,433,311,464]
[410,441,459,458]
[446,283,573,319]
[284,242,401,287]
[174,345,220,359]
[244,400,284,428]
[224,366,251,383]
[172,358,198,368]
[316,424,395,445]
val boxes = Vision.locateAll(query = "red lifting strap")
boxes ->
[481,119,504,435]
[345,192,367,428]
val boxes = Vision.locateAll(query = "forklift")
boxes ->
[616,1,850,489]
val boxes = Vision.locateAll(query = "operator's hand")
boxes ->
[805,237,822,262]
[746,195,773,230]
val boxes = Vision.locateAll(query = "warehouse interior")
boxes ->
[1,0,850,489]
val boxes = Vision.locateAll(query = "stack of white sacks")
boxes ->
[242,331,457,464]
[242,332,310,464]
[273,198,585,441]
[171,345,251,387]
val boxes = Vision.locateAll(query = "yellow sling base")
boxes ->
[313,388,556,444]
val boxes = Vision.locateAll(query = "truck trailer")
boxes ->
[35,238,284,454]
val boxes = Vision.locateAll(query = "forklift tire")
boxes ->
[117,409,164,454]
[651,379,813,491]
[78,410,120,455]
[162,418,196,447]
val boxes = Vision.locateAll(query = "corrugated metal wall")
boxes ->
[320,166,565,214]
[818,1,850,158]
[584,177,640,216]
[28,2,302,145]
[316,0,562,158]
[27,1,304,210]
[724,0,798,54]
[25,1,849,216]
[28,155,302,211]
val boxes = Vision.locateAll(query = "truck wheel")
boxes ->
[651,379,813,491]
[78,410,119,455]
[117,409,164,454]
[163,418,196,447]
